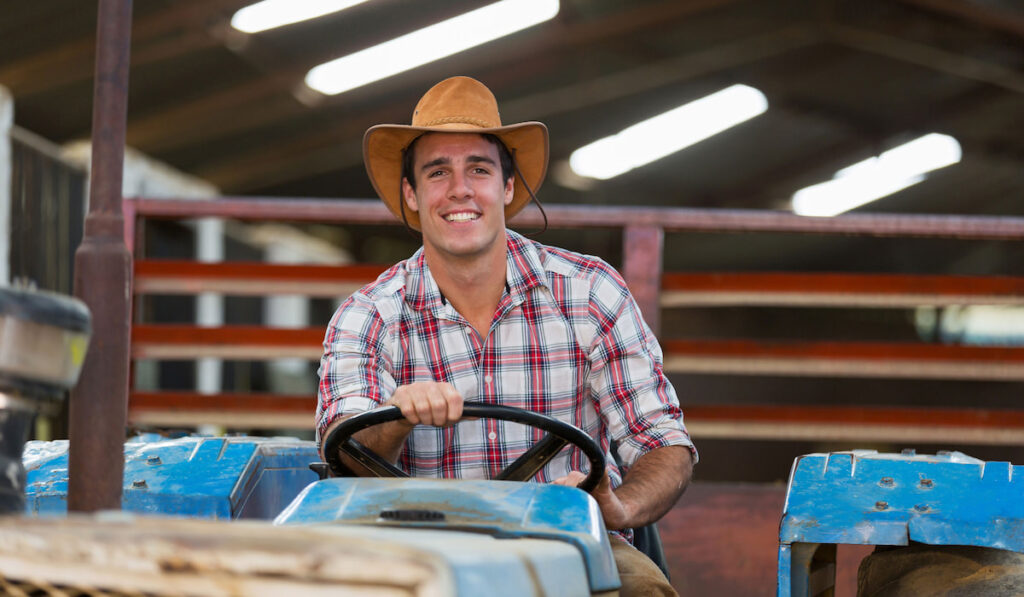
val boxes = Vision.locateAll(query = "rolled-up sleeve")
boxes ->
[585,265,697,468]
[315,293,397,444]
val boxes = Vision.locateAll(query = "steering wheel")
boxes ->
[322,402,607,493]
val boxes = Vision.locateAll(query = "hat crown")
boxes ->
[411,76,502,129]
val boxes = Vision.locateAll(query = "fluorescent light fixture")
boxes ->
[568,84,768,180]
[792,133,961,217]
[231,0,371,34]
[305,0,560,96]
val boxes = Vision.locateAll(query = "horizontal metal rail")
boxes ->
[135,261,1024,307]
[134,260,388,297]
[661,272,1024,307]
[686,404,1024,446]
[662,339,1024,381]
[125,197,1024,240]
[126,392,1024,445]
[131,325,1024,381]
[129,391,313,429]
[132,325,323,360]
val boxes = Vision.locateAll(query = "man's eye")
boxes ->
[428,169,445,178]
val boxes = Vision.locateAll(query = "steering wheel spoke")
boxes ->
[341,437,409,478]
[494,433,569,482]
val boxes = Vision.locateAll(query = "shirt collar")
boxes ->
[404,230,550,313]
[404,249,445,313]
[504,230,548,299]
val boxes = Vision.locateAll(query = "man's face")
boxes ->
[402,132,514,264]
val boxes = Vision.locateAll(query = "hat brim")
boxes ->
[363,122,549,231]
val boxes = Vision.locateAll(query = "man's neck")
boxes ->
[423,238,508,338]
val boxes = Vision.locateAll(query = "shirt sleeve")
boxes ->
[315,293,397,445]
[585,263,697,468]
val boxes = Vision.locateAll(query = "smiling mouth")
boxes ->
[444,212,479,222]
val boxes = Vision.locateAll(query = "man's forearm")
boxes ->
[614,445,694,529]
[323,417,414,476]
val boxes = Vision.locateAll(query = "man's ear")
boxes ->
[503,176,515,206]
[401,178,419,212]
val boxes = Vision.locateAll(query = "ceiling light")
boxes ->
[231,0,371,34]
[568,84,768,180]
[792,133,961,217]
[305,0,560,96]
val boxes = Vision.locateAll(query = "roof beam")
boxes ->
[893,0,1024,40]
[0,1,242,97]
[126,0,751,157]
[829,24,1024,95]
[198,25,822,191]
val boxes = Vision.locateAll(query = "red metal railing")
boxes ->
[125,197,1024,443]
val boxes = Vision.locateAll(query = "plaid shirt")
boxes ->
[317,230,694,492]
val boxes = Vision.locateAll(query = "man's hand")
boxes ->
[325,381,465,475]
[552,446,693,531]
[553,469,630,530]
[388,381,464,427]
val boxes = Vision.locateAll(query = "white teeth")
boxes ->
[445,212,479,222]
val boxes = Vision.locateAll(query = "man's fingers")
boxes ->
[390,382,464,427]
[552,471,587,487]
[390,387,421,425]
[425,384,449,426]
[442,383,464,422]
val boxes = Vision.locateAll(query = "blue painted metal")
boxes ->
[24,435,319,519]
[276,477,620,593]
[24,436,618,594]
[777,450,1024,597]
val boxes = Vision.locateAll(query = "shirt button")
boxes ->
[465,327,473,334]
[488,431,497,440]
[484,375,493,383]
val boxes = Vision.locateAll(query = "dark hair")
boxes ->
[401,133,514,191]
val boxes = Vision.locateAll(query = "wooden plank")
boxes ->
[134,260,386,297]
[661,272,1024,307]
[662,339,1024,380]
[0,516,450,595]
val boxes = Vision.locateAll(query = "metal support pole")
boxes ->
[68,0,133,512]
[622,225,664,336]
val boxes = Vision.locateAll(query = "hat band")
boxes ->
[419,116,497,128]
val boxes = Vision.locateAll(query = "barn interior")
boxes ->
[2,0,1023,593]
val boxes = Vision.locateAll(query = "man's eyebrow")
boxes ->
[419,155,496,171]
[467,155,497,166]
[419,157,449,171]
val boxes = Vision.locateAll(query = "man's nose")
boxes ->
[447,170,473,199]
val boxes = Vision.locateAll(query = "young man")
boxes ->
[317,76,696,596]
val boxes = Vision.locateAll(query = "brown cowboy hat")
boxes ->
[363,76,549,230]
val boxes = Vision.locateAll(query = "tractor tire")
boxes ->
[857,544,1024,597]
